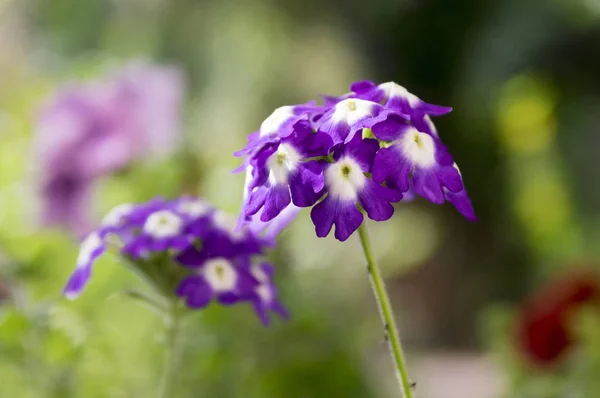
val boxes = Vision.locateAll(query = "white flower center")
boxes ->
[260,106,294,137]
[251,264,270,284]
[332,99,374,125]
[178,199,211,218]
[325,157,366,200]
[143,210,183,239]
[266,143,302,185]
[378,82,420,108]
[398,127,437,168]
[204,258,237,292]
[77,233,103,268]
[256,284,272,303]
[101,203,134,228]
[213,211,246,240]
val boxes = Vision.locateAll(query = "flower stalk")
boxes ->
[159,300,183,398]
[357,222,414,398]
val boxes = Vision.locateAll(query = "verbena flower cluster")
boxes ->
[64,196,287,325]
[35,61,183,235]
[236,80,476,241]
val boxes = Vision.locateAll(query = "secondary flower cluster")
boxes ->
[63,196,287,325]
[35,61,184,235]
[236,80,476,241]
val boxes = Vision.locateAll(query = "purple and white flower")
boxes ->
[236,79,475,243]
[63,196,287,325]
[243,125,330,223]
[371,123,463,205]
[234,102,323,158]
[176,257,256,308]
[123,210,190,259]
[316,98,388,144]
[310,138,402,241]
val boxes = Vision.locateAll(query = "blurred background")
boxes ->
[1,0,600,397]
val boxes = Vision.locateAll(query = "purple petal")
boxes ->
[372,146,412,192]
[63,233,106,299]
[177,275,212,309]
[250,283,289,325]
[418,103,453,116]
[247,142,279,190]
[217,292,240,305]
[317,99,383,144]
[310,196,363,241]
[289,161,325,207]
[411,112,439,137]
[252,301,271,325]
[245,204,301,244]
[412,168,445,204]
[350,80,377,94]
[301,131,334,157]
[358,180,402,222]
[432,139,455,167]
[176,246,208,267]
[436,165,462,193]
[350,80,386,103]
[260,185,291,222]
[445,188,477,222]
[233,131,260,158]
[63,267,91,299]
[339,137,380,172]
[245,186,268,217]
[318,118,350,145]
[371,113,413,141]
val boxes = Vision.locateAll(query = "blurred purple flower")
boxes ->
[35,61,184,235]
[64,196,287,325]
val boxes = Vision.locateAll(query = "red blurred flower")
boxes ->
[516,269,600,367]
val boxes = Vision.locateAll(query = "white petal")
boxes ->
[143,210,183,238]
[76,233,104,268]
[256,284,272,303]
[379,81,420,108]
[325,157,366,200]
[332,99,375,125]
[204,258,238,292]
[251,264,270,284]
[266,143,302,184]
[178,198,211,218]
[101,203,135,228]
[260,106,294,137]
[398,127,437,168]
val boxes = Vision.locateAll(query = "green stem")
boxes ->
[159,302,183,398]
[357,222,414,398]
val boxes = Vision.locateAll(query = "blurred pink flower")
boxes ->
[35,61,184,235]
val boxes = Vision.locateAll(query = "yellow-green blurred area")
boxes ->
[1,0,600,397]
